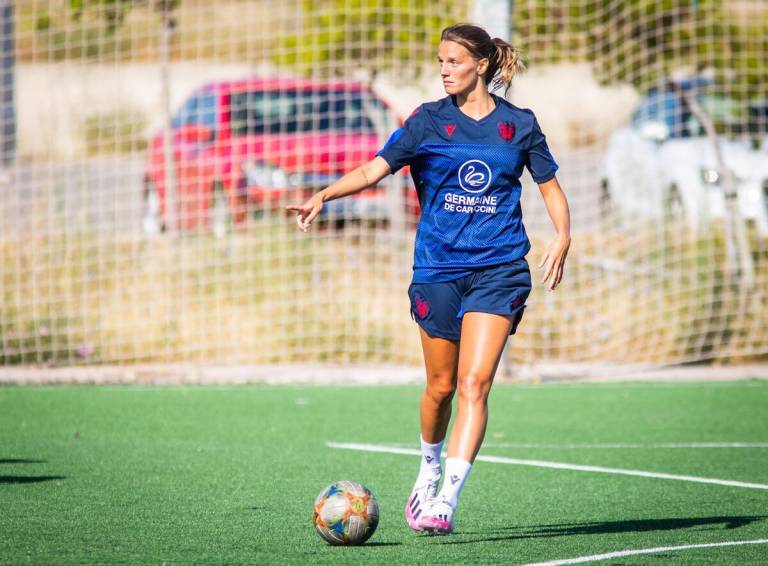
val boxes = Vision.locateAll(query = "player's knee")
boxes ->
[457,373,491,404]
[425,374,456,405]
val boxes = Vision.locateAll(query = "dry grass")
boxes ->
[510,217,768,366]
[1,214,767,366]
[0,221,417,365]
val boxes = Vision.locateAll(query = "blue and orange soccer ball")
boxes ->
[313,480,379,545]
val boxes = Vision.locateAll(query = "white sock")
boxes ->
[418,436,443,481]
[437,457,472,508]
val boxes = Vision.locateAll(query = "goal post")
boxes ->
[1,0,766,375]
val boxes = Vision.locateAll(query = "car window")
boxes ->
[697,94,743,131]
[229,89,384,136]
[172,92,218,131]
[632,90,746,139]
[632,91,693,137]
[748,100,768,136]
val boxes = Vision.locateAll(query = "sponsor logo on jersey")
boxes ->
[443,123,456,137]
[458,159,492,193]
[498,120,516,142]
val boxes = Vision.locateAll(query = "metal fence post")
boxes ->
[158,2,178,234]
[0,0,15,167]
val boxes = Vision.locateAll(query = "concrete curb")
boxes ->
[0,363,766,386]
[0,364,425,386]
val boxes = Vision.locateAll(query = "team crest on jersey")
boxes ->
[443,124,456,137]
[458,160,492,193]
[497,121,516,142]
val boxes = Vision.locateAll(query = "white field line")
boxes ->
[382,441,768,450]
[521,539,768,566]
[516,382,768,389]
[326,442,768,490]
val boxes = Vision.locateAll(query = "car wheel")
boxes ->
[142,178,165,235]
[211,182,231,238]
[665,183,684,217]
[763,179,768,221]
[599,178,613,218]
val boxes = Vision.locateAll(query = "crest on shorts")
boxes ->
[414,295,429,319]
[497,121,515,142]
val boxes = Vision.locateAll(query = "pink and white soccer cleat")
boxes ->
[405,477,439,532]
[418,499,455,535]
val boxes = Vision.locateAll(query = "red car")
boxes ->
[143,77,416,232]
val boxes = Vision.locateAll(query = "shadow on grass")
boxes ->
[0,475,65,485]
[438,515,768,544]
[0,459,47,464]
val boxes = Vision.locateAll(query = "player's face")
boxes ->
[438,40,487,96]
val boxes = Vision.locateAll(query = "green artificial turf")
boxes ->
[1,380,768,564]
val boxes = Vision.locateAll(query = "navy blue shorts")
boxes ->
[408,258,532,341]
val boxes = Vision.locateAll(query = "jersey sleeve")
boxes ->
[525,116,559,184]
[376,106,425,173]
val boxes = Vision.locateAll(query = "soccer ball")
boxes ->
[313,480,379,545]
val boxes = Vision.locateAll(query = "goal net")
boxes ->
[1,0,766,375]
[511,0,768,373]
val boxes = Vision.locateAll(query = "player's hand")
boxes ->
[285,192,324,232]
[538,233,570,291]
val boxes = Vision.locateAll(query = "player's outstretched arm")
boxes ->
[536,176,571,291]
[286,156,392,232]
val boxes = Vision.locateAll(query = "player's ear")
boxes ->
[476,57,489,77]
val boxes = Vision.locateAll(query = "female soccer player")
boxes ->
[287,23,570,534]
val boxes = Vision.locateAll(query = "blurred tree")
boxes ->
[29,0,179,61]
[68,0,179,32]
[275,0,463,78]
[514,0,768,101]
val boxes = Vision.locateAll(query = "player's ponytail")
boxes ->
[441,23,524,95]
[488,38,524,93]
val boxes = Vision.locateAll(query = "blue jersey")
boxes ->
[376,94,558,283]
